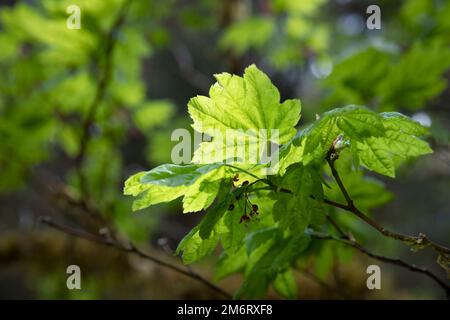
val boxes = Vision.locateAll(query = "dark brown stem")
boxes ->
[326,158,353,207]
[39,216,232,299]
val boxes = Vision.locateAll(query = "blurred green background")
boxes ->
[0,0,449,299]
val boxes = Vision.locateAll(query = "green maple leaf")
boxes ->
[356,112,432,177]
[175,226,220,264]
[188,64,301,164]
[290,105,432,177]
[124,164,227,212]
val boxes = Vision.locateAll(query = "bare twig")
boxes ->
[325,156,450,257]
[309,230,450,296]
[38,216,232,299]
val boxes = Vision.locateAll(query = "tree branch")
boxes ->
[252,161,449,295]
[75,0,134,197]
[38,216,232,299]
[308,230,450,297]
[325,156,450,257]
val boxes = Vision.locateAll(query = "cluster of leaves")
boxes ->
[125,65,432,298]
[320,0,450,114]
[323,43,450,112]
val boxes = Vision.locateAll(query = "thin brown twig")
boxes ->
[38,216,232,299]
[309,230,450,297]
[324,213,449,298]
[325,156,450,256]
